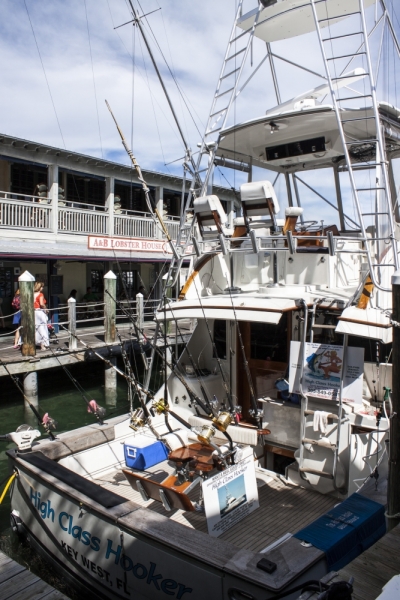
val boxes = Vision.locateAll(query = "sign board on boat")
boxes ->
[289,341,364,403]
[202,455,259,538]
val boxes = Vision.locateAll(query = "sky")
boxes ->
[1,0,400,220]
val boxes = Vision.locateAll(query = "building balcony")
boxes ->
[0,190,180,241]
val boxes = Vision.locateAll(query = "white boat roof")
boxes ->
[157,296,297,323]
[238,0,376,43]
[216,103,400,172]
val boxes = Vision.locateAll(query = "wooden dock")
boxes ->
[338,523,400,600]
[0,551,70,599]
[0,320,192,377]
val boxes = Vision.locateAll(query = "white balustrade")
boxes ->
[0,190,181,241]
[58,202,108,235]
[0,193,51,230]
[114,213,155,238]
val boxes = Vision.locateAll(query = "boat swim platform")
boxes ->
[336,522,400,600]
[0,550,70,600]
[0,320,192,377]
[94,460,338,554]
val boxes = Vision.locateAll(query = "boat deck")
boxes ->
[94,461,338,553]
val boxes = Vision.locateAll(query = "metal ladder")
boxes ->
[196,0,263,194]
[310,0,398,292]
[297,304,347,489]
[166,0,264,286]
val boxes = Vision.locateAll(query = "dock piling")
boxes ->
[23,372,38,407]
[68,298,77,350]
[18,271,35,357]
[104,271,117,405]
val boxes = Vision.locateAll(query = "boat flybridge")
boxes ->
[6,1,400,599]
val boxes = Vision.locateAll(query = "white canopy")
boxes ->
[238,0,376,44]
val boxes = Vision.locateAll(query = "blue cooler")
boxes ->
[124,436,169,470]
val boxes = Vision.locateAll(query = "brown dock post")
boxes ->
[68,297,77,350]
[388,270,400,529]
[18,271,35,357]
[104,271,117,344]
[104,271,117,405]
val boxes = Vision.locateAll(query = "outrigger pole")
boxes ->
[105,99,179,260]
[126,0,198,179]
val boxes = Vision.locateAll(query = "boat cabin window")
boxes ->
[213,320,227,360]
[250,315,288,362]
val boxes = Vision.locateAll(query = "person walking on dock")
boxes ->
[12,289,22,348]
[34,281,49,350]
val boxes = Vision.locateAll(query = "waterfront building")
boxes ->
[0,133,238,317]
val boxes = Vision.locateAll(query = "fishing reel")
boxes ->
[249,408,263,420]
[197,412,232,445]
[129,408,147,431]
[152,399,169,414]
[42,413,58,432]
[0,425,41,452]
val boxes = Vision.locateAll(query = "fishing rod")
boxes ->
[191,273,236,414]
[105,99,178,260]
[104,289,215,418]
[45,345,106,425]
[0,359,56,439]
[61,312,234,449]
[116,329,150,418]
[126,0,199,181]
[224,274,262,428]
[162,296,217,417]
[58,324,155,404]
[115,330,164,441]
[112,251,148,371]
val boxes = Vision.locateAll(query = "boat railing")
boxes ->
[193,232,373,258]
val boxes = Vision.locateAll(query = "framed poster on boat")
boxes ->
[202,455,259,538]
[289,341,364,403]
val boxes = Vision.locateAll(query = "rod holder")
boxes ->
[327,230,335,256]
[192,237,201,257]
[250,229,258,254]
[218,233,228,256]
[286,230,295,255]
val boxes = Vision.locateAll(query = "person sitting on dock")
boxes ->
[11,289,22,348]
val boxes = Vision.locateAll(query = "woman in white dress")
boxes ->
[33,282,49,350]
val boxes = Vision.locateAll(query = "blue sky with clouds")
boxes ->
[1,1,399,221]
[0,1,236,174]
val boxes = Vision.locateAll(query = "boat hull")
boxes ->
[7,447,328,600]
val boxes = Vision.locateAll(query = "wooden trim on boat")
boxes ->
[178,253,216,300]
[338,317,391,329]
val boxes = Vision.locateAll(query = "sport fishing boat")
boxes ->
[4,1,400,598]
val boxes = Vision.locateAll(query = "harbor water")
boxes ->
[0,358,133,598]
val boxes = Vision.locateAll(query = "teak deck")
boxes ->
[95,461,338,554]
[0,551,70,600]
